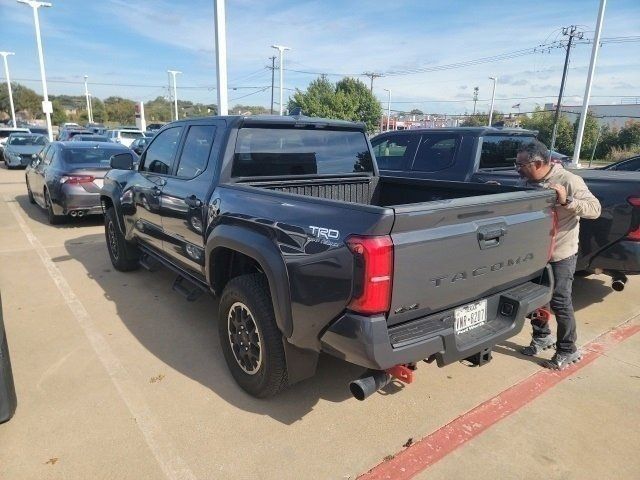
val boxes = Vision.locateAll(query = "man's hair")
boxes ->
[517,140,550,164]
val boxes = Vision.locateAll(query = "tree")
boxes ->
[104,96,136,124]
[91,98,107,123]
[0,82,42,120]
[618,120,640,148]
[51,99,67,125]
[409,109,424,116]
[145,96,172,122]
[288,76,382,133]
[573,111,600,158]
[520,108,574,154]
[461,111,504,127]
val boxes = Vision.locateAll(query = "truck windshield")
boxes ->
[232,128,373,177]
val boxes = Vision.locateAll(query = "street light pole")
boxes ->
[18,0,53,141]
[83,75,92,123]
[167,70,181,121]
[0,52,17,128]
[271,44,291,115]
[213,0,228,116]
[488,76,498,126]
[383,88,391,131]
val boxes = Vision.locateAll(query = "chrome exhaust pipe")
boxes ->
[70,210,77,217]
[612,276,627,292]
[77,210,85,217]
[349,370,393,401]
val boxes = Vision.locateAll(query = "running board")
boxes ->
[172,275,205,302]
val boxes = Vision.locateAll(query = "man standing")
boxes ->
[516,140,601,369]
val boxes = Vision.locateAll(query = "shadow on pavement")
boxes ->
[14,194,103,229]
[64,233,361,425]
[572,275,612,312]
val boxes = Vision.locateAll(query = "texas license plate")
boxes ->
[454,300,487,334]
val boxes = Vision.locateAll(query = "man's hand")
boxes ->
[549,183,567,205]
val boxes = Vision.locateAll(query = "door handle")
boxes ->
[185,195,203,208]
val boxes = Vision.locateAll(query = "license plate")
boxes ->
[94,179,104,188]
[454,300,487,334]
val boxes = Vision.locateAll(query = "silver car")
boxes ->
[25,141,132,224]
[3,133,48,169]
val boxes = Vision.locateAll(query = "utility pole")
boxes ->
[362,72,382,92]
[488,77,498,126]
[573,0,606,167]
[271,44,291,115]
[0,52,16,128]
[549,25,584,158]
[472,87,479,115]
[383,89,391,131]
[269,55,276,114]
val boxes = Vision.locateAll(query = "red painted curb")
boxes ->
[359,321,640,480]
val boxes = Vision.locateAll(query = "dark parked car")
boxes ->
[145,122,165,131]
[129,136,151,155]
[599,155,640,172]
[85,123,107,135]
[57,128,93,141]
[2,133,48,168]
[71,134,110,142]
[25,141,132,224]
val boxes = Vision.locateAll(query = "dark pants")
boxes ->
[532,254,578,353]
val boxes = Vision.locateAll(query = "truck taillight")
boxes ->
[626,196,640,241]
[346,235,393,315]
[548,208,558,261]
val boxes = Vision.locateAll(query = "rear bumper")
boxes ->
[53,186,103,216]
[320,266,553,370]
[589,240,640,275]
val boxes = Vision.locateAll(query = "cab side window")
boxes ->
[175,125,216,179]
[141,127,182,174]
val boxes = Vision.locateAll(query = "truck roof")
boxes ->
[171,114,367,130]
[383,127,537,136]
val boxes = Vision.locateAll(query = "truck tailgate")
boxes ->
[388,190,556,326]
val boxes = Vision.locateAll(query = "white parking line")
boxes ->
[5,197,197,480]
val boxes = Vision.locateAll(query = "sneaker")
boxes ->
[542,350,582,370]
[520,336,556,356]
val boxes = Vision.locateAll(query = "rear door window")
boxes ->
[479,135,535,169]
[232,128,373,177]
[175,125,216,179]
[371,134,416,170]
[411,135,459,172]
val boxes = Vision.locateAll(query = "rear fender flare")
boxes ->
[205,224,293,338]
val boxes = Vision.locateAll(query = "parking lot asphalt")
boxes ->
[0,165,639,480]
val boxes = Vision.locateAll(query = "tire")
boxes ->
[104,207,139,272]
[44,189,64,225]
[26,178,35,204]
[218,274,288,398]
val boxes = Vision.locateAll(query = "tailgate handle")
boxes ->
[478,226,506,249]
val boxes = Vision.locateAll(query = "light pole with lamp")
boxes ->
[83,75,93,123]
[488,76,498,126]
[17,0,53,141]
[383,88,391,131]
[167,70,181,121]
[0,52,17,128]
[271,44,290,115]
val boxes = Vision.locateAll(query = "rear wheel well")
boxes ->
[210,248,263,295]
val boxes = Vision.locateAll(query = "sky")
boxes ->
[0,0,638,116]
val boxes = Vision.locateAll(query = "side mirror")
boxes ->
[110,152,135,170]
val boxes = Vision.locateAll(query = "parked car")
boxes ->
[25,141,132,224]
[57,128,93,141]
[549,150,571,166]
[0,127,31,154]
[143,131,156,138]
[101,115,556,399]
[145,122,165,131]
[60,122,80,129]
[129,136,151,155]
[106,128,144,148]
[2,133,48,169]
[599,155,640,172]
[25,125,48,136]
[71,134,110,142]
[84,123,106,135]
[372,127,640,290]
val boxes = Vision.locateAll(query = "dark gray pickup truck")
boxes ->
[101,116,555,399]
[373,127,640,291]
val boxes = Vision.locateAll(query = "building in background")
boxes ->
[545,101,640,129]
